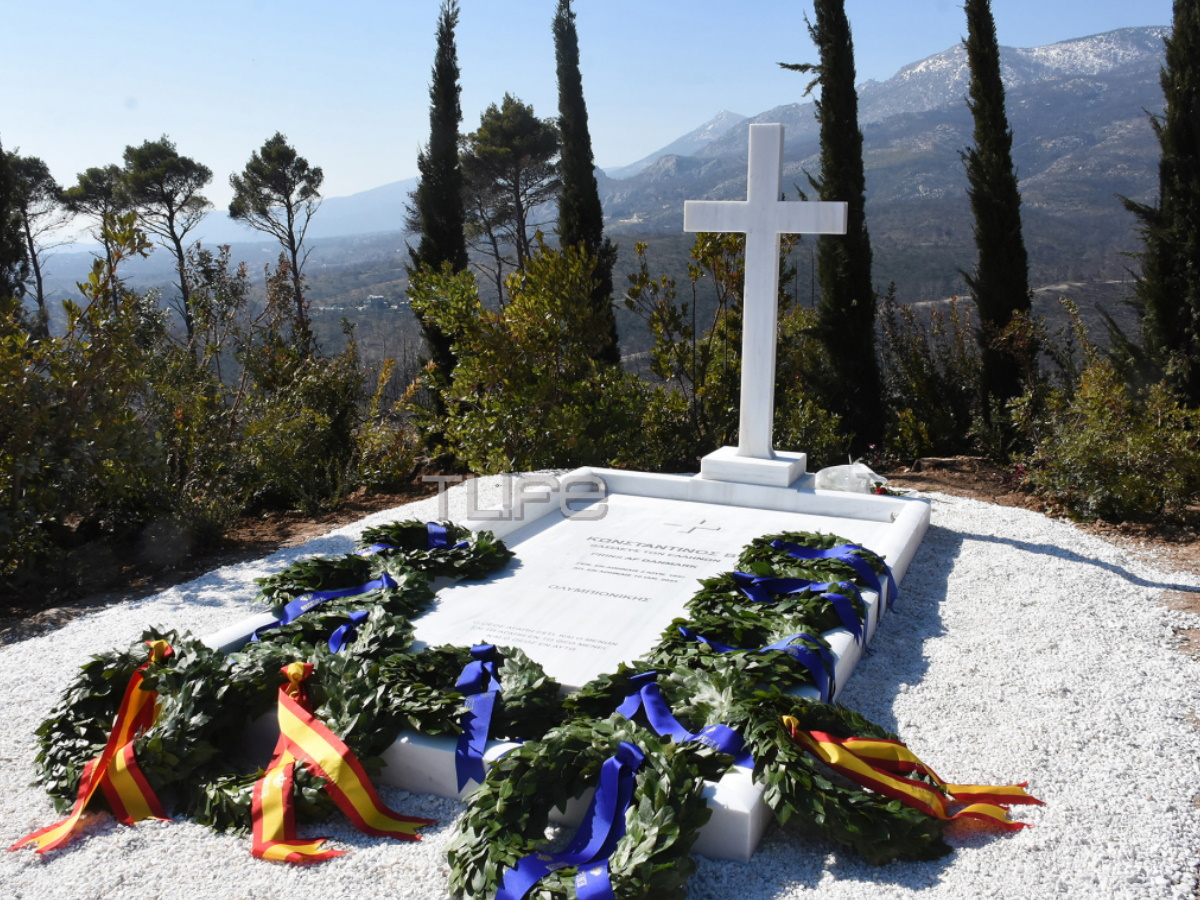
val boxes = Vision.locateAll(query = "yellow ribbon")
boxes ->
[783,716,1041,830]
[10,640,172,854]
[251,663,433,864]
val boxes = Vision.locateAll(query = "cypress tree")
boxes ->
[552,0,620,366]
[781,0,882,446]
[409,0,469,385]
[961,0,1032,412]
[0,139,29,303]
[1121,0,1200,405]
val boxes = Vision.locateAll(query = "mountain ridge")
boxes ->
[44,25,1168,310]
[188,26,1167,249]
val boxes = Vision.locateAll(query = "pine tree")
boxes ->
[1121,0,1200,405]
[961,0,1032,413]
[781,0,882,446]
[408,0,469,385]
[461,95,560,302]
[121,136,213,343]
[7,153,66,337]
[553,0,620,366]
[230,132,324,343]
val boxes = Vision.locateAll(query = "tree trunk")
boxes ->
[170,230,194,344]
[20,216,49,339]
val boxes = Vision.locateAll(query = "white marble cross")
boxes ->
[684,123,846,479]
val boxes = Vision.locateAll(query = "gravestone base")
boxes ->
[203,467,925,863]
[699,446,808,488]
[375,737,772,862]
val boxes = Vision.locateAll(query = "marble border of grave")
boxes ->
[199,468,925,862]
[373,579,886,863]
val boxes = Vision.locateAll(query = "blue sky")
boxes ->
[2,0,1173,209]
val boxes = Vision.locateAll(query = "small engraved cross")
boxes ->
[663,518,722,534]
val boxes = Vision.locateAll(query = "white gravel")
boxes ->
[2,480,1198,900]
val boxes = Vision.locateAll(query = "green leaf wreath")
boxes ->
[446,717,712,900]
[358,519,516,581]
[27,521,993,898]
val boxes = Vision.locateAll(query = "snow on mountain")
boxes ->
[604,109,747,179]
[859,26,1165,123]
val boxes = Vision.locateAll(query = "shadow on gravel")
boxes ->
[959,532,1200,593]
[823,847,958,891]
[835,522,960,735]
[805,523,1023,884]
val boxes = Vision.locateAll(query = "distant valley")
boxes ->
[40,26,1166,353]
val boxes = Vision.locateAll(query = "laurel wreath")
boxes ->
[246,521,515,661]
[736,693,952,865]
[377,644,563,741]
[35,629,246,816]
[188,645,419,833]
[737,530,892,591]
[187,642,562,834]
[565,658,950,866]
[243,585,426,659]
[685,570,867,628]
[31,523,962,889]
[640,531,871,696]
[358,519,516,582]
[254,521,513,610]
[446,717,712,900]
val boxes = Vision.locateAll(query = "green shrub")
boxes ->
[1,219,395,595]
[241,346,362,512]
[877,289,981,458]
[1,219,165,584]
[410,239,646,473]
[351,359,420,491]
[775,299,849,468]
[774,396,846,469]
[620,235,848,471]
[885,407,933,462]
[1019,359,1200,522]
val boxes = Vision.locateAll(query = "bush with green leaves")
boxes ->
[775,300,848,468]
[1,217,164,584]
[618,237,742,471]
[620,234,846,471]
[1017,358,1200,522]
[409,237,645,473]
[350,359,420,491]
[1,215,417,596]
[877,289,981,460]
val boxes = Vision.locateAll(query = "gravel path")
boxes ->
[2,482,1198,900]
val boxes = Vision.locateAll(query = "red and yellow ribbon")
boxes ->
[251,663,435,864]
[783,716,1043,831]
[10,640,173,854]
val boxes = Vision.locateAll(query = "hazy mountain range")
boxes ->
[44,26,1166,310]
[601,25,1163,219]
[171,25,1169,251]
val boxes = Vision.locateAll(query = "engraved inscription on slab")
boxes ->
[411,493,894,689]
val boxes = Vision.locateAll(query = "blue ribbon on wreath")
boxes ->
[426,521,467,550]
[497,741,646,900]
[616,671,753,768]
[359,522,469,556]
[770,539,898,609]
[729,572,865,644]
[455,644,501,791]
[326,609,370,653]
[677,626,836,702]
[251,573,399,642]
